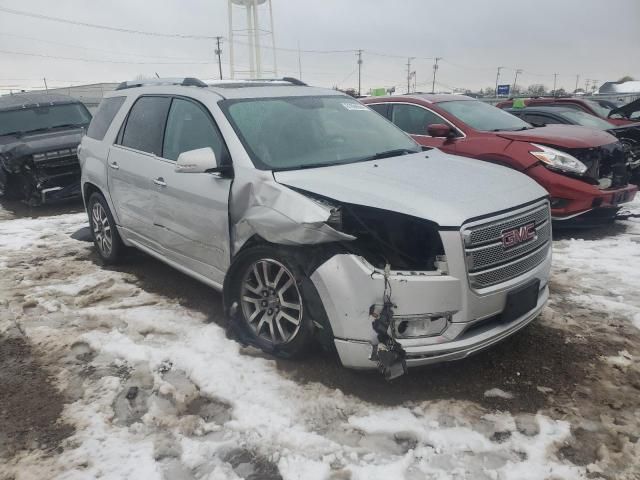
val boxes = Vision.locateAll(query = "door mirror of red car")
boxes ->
[427,123,454,138]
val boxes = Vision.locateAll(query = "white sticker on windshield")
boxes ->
[342,102,369,111]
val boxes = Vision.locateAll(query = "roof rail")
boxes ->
[281,77,307,86]
[207,77,308,87]
[115,77,208,91]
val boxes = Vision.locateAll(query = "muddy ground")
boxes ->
[1,198,639,479]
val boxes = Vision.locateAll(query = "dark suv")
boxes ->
[0,92,92,204]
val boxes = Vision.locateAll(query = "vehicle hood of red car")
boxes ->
[495,125,617,148]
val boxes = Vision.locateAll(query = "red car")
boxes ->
[495,97,634,126]
[361,94,637,225]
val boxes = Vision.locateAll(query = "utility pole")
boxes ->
[215,36,223,80]
[585,79,591,93]
[406,57,414,94]
[43,77,48,92]
[356,49,363,96]
[431,57,442,94]
[592,79,598,94]
[494,66,503,97]
[574,74,580,94]
[552,73,558,96]
[512,69,523,96]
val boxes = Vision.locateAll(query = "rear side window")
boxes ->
[86,96,126,140]
[120,96,171,155]
[162,98,226,162]
[391,104,443,135]
[368,103,390,118]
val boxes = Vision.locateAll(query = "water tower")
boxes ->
[228,0,277,79]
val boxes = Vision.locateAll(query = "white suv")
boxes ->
[79,77,551,378]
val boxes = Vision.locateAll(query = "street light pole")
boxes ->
[552,73,558,96]
[494,66,503,97]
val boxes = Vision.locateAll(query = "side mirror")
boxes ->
[175,147,219,173]
[427,123,454,138]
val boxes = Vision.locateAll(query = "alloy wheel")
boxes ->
[92,202,113,257]
[240,259,303,345]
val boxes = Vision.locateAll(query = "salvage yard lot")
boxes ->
[1,197,639,480]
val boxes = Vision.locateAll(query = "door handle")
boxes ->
[153,177,167,187]
[108,161,119,170]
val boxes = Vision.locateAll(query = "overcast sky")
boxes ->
[0,0,638,93]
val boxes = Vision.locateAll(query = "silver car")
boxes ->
[79,78,551,378]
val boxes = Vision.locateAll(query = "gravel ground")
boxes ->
[0,197,639,479]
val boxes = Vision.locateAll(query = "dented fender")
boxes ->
[229,169,354,254]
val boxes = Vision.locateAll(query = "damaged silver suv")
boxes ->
[79,77,552,378]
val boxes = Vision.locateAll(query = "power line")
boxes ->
[0,48,213,65]
[0,6,216,40]
[0,32,213,62]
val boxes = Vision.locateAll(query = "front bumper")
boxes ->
[310,243,551,370]
[526,164,638,221]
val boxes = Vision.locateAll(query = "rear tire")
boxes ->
[226,246,317,359]
[88,192,123,264]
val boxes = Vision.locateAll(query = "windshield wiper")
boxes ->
[272,149,419,172]
[490,126,532,132]
[369,148,419,160]
[272,160,350,172]
[20,124,87,135]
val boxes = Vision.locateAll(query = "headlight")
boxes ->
[530,143,587,175]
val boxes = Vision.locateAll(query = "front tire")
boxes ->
[88,192,123,264]
[226,246,316,359]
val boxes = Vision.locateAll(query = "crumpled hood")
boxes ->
[274,150,547,228]
[496,125,617,148]
[0,128,84,162]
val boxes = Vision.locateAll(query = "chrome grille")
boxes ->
[467,219,551,272]
[467,206,549,246]
[462,202,551,289]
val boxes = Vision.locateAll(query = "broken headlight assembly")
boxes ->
[530,143,587,175]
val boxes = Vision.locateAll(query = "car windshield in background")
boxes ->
[0,103,92,136]
[223,95,420,170]
[438,100,532,132]
[582,99,612,118]
[561,110,614,129]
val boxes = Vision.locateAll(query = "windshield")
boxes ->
[0,103,92,136]
[582,99,612,118]
[561,110,614,129]
[437,100,532,131]
[222,95,420,170]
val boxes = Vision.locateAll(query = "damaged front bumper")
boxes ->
[311,240,551,370]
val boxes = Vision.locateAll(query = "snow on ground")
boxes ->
[552,196,640,330]
[2,196,640,479]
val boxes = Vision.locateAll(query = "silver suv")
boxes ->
[79,77,551,378]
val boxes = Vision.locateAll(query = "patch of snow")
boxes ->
[0,211,587,479]
[484,388,514,399]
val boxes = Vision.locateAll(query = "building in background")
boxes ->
[599,80,640,95]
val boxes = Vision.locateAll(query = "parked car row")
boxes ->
[1,77,637,379]
[361,94,638,225]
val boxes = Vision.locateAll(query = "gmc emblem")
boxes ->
[501,222,536,249]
